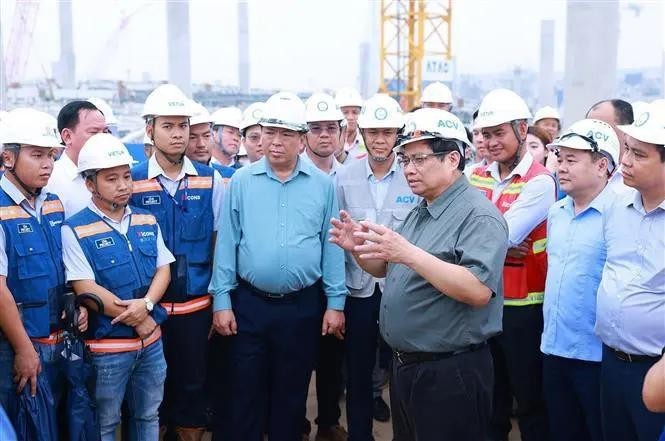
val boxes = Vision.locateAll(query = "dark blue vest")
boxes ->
[130,161,215,302]
[0,189,65,337]
[65,207,167,339]
[210,163,236,179]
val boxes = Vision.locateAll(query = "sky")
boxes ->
[1,0,663,91]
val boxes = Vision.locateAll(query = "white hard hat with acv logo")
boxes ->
[618,102,665,146]
[474,88,532,129]
[240,102,266,134]
[396,108,471,154]
[88,97,119,125]
[305,93,344,123]
[260,92,308,132]
[358,94,403,129]
[421,82,453,105]
[189,101,213,126]
[78,133,134,174]
[533,106,560,123]
[335,87,363,108]
[211,107,242,129]
[548,119,620,172]
[141,84,193,119]
[0,108,62,148]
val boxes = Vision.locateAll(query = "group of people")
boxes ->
[0,79,662,441]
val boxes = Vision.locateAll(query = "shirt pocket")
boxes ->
[15,240,50,281]
[136,239,158,281]
[93,251,137,294]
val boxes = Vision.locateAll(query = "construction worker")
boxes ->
[532,106,561,139]
[61,133,173,441]
[335,87,367,162]
[209,91,346,441]
[299,92,346,440]
[211,107,243,170]
[595,102,665,441]
[48,101,110,218]
[303,92,344,177]
[420,81,453,111]
[130,84,225,441]
[0,108,87,426]
[470,88,556,441]
[586,99,634,194]
[239,102,266,164]
[144,134,155,160]
[541,119,620,441]
[334,94,419,441]
[88,97,120,136]
[185,101,235,183]
[465,110,492,176]
[330,108,508,440]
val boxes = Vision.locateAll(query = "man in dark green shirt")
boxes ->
[330,108,508,441]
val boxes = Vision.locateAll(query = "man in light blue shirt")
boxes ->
[209,92,346,441]
[541,119,620,441]
[595,102,665,441]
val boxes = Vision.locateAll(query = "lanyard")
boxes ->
[157,176,188,212]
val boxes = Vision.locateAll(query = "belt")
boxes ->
[238,278,300,300]
[161,295,211,316]
[32,330,66,345]
[609,346,659,363]
[86,327,162,354]
[394,342,487,365]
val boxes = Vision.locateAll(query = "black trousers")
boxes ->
[315,334,344,428]
[489,305,548,441]
[160,305,212,428]
[542,354,603,441]
[390,345,493,441]
[226,283,324,441]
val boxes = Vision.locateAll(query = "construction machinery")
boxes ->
[379,0,453,110]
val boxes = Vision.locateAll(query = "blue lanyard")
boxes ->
[157,176,188,212]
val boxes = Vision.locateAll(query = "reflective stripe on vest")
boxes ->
[86,327,162,354]
[32,330,66,345]
[470,161,553,305]
[503,291,545,307]
[0,190,65,337]
[161,295,212,316]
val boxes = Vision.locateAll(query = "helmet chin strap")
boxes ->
[156,147,184,166]
[92,191,125,211]
[507,120,526,171]
[371,154,390,163]
[6,150,41,198]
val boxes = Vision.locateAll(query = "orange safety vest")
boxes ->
[469,160,553,306]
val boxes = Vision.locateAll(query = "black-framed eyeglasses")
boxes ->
[396,152,446,168]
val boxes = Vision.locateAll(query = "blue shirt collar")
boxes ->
[628,191,665,214]
[250,156,313,181]
[364,155,399,180]
[557,183,615,216]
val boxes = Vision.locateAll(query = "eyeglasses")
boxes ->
[397,152,446,168]
[308,125,340,135]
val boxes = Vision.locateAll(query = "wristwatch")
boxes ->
[144,297,154,312]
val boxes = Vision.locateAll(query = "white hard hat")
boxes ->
[260,92,308,132]
[78,133,134,174]
[305,93,344,123]
[358,94,403,129]
[143,133,153,145]
[631,101,649,120]
[421,82,453,105]
[548,119,620,172]
[533,105,560,123]
[141,84,193,119]
[335,87,363,108]
[396,108,471,155]
[474,88,532,129]
[0,110,8,123]
[87,97,119,125]
[0,108,62,148]
[618,102,665,146]
[240,102,266,134]
[189,101,213,126]
[211,107,242,129]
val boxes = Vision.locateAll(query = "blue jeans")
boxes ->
[0,339,66,420]
[91,338,166,441]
